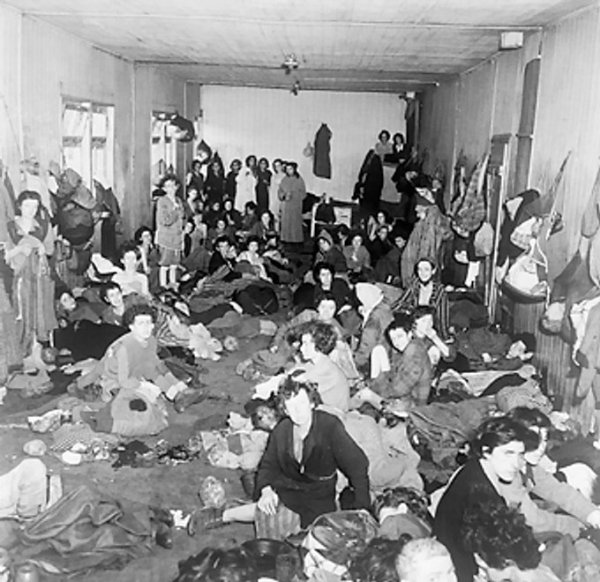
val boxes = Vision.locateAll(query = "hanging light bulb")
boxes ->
[281,53,299,75]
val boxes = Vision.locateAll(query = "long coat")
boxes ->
[279,175,306,243]
[255,410,370,528]
[313,123,332,179]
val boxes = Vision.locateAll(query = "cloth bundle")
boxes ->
[20,485,154,575]
[495,378,552,414]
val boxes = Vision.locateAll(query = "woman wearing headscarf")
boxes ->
[278,162,306,244]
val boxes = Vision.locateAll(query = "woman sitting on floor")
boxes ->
[236,235,271,282]
[222,197,242,231]
[394,257,451,341]
[411,305,455,368]
[262,231,294,284]
[367,311,433,408]
[190,376,370,539]
[506,406,600,531]
[72,303,186,402]
[248,209,275,242]
[242,294,358,383]
[367,210,392,241]
[343,229,372,280]
[433,416,587,582]
[56,288,101,325]
[111,241,151,298]
[290,321,352,413]
[206,217,233,251]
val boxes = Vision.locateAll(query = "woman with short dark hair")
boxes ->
[255,157,272,215]
[433,417,534,582]
[190,376,370,539]
[256,376,370,529]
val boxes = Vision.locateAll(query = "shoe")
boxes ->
[150,506,175,527]
[153,521,173,549]
[173,387,207,413]
[186,506,225,536]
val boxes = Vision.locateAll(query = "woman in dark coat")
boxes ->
[225,159,242,202]
[354,149,384,220]
[255,157,272,215]
[204,158,226,206]
[188,375,370,539]
[433,417,533,582]
[255,375,370,528]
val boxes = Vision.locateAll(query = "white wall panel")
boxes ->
[201,86,406,201]
[0,4,23,174]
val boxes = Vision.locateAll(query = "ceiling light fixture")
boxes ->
[281,53,299,75]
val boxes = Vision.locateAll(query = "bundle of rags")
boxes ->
[19,485,155,575]
[407,398,495,474]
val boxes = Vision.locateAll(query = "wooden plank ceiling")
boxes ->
[3,0,596,92]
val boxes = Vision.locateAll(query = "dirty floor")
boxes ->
[0,333,272,582]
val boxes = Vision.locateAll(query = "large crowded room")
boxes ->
[1,1,600,581]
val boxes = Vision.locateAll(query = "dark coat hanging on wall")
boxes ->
[313,123,332,179]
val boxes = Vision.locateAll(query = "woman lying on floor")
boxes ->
[243,293,358,381]
[189,376,370,539]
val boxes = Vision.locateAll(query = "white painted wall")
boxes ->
[201,86,406,201]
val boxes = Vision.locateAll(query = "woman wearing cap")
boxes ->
[279,162,306,244]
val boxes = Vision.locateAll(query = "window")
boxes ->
[62,100,114,189]
[151,112,177,184]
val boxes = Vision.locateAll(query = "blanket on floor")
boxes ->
[19,485,154,575]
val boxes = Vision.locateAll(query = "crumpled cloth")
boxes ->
[495,378,552,414]
[188,323,223,361]
[19,485,154,575]
[51,422,117,453]
[408,399,496,469]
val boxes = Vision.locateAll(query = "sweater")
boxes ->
[343,245,371,272]
[255,410,370,528]
[294,353,350,412]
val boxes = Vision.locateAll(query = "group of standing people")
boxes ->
[180,155,308,245]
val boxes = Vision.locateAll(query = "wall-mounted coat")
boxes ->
[313,123,332,179]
